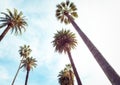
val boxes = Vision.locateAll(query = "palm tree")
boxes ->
[58,64,74,85]
[22,57,37,85]
[52,29,82,85]
[55,1,120,84]
[11,45,31,85]
[0,8,27,41]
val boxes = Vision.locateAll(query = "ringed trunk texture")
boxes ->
[0,25,11,41]
[67,49,82,85]
[25,70,30,85]
[66,14,120,85]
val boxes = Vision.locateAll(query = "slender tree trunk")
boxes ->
[0,25,11,41]
[67,49,82,85]
[25,70,30,85]
[66,13,120,85]
[11,57,24,85]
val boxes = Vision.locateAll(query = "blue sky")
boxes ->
[0,0,120,85]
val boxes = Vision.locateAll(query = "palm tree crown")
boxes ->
[52,29,82,85]
[56,0,78,24]
[11,45,32,85]
[58,70,70,85]
[52,29,77,53]
[58,64,74,85]
[19,45,32,58]
[22,57,37,71]
[0,8,27,34]
[56,1,120,85]
[22,57,37,85]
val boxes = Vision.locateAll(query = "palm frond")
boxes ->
[56,4,62,9]
[56,9,61,13]
[0,19,9,22]
[0,23,7,28]
[64,18,69,24]
[14,8,18,18]
[1,12,11,19]
[61,2,66,8]
[56,12,61,17]
[7,9,14,19]
[72,7,77,11]
[0,17,8,20]
[17,11,23,20]
[60,15,64,23]
[66,0,70,6]
[69,2,74,8]
[71,12,78,18]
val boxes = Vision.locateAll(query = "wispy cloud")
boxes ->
[0,66,10,85]
[0,66,9,80]
[0,0,120,85]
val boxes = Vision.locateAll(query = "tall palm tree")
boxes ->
[22,57,37,85]
[58,64,74,85]
[0,8,27,41]
[11,45,31,85]
[52,29,82,85]
[55,1,120,84]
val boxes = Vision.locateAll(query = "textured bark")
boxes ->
[25,70,30,85]
[0,25,11,41]
[67,49,82,85]
[66,13,120,85]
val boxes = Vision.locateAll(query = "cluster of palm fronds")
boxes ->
[0,0,120,85]
[11,45,37,85]
[58,64,74,85]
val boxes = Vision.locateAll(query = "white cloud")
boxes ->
[0,0,120,85]
[0,66,9,80]
[0,0,13,11]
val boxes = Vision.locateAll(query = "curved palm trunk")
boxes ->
[66,13,120,85]
[25,69,30,85]
[0,25,11,41]
[11,57,24,85]
[67,49,82,85]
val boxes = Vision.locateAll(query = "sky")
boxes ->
[0,0,120,85]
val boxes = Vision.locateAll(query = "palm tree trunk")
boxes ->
[25,70,30,85]
[11,57,23,85]
[0,25,11,41]
[66,13,120,85]
[67,49,82,85]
